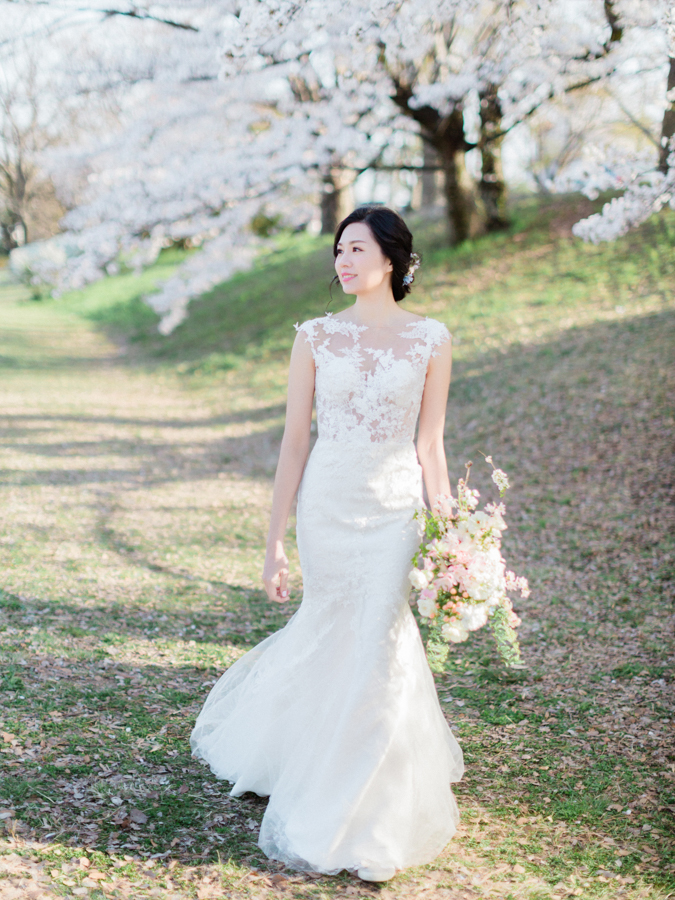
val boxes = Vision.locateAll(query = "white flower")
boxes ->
[409,567,431,590]
[434,493,456,516]
[467,510,489,536]
[491,468,510,493]
[442,621,469,643]
[459,601,490,631]
[489,508,507,532]
[461,547,505,601]
[456,521,474,543]
[417,594,438,618]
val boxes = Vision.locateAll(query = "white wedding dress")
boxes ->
[190,313,464,875]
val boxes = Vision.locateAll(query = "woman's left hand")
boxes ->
[263,542,290,603]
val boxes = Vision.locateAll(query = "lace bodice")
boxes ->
[295,314,451,444]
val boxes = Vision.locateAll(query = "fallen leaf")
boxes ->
[129,808,148,824]
[112,808,129,826]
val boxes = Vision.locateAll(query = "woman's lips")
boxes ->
[341,273,356,282]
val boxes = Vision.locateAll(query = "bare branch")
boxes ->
[608,91,660,149]
[333,163,443,172]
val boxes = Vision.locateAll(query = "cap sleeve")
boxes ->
[426,318,452,357]
[294,318,321,359]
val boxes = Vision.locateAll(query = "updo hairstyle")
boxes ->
[333,206,418,302]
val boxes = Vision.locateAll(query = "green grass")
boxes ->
[0,193,673,899]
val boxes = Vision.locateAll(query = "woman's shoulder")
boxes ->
[405,314,451,346]
[295,312,356,340]
[294,315,328,339]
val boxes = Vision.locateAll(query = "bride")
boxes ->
[190,205,464,882]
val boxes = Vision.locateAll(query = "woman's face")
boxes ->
[335,222,393,296]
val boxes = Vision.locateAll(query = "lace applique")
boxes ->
[295,314,451,444]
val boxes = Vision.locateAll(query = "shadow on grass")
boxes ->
[0,304,672,477]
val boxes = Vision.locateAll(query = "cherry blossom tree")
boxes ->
[563,1,675,243]
[219,0,629,241]
[3,0,672,332]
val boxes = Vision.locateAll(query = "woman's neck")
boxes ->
[347,290,404,328]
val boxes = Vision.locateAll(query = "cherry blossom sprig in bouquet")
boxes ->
[409,458,529,671]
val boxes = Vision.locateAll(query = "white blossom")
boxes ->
[417,593,439,618]
[409,567,432,590]
[441,621,470,643]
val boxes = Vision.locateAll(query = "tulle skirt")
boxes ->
[190,439,464,874]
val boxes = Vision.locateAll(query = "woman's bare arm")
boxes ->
[262,333,315,602]
[416,337,453,509]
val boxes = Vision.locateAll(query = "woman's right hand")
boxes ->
[263,542,290,603]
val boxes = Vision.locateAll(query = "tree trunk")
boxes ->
[421,142,439,207]
[0,158,30,250]
[0,208,27,252]
[658,56,675,174]
[320,165,354,235]
[390,78,474,246]
[428,107,472,244]
[0,219,17,254]
[438,145,471,244]
[479,84,509,232]
[320,168,340,235]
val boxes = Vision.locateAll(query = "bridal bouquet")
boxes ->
[409,458,529,671]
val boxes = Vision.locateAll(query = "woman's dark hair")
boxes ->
[332,205,417,302]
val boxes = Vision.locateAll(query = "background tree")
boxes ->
[562,1,675,242]
[0,49,65,252]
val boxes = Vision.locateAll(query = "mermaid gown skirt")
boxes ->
[190,316,464,874]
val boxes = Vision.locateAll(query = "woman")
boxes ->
[190,206,464,882]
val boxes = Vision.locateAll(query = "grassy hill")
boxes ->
[55,193,674,365]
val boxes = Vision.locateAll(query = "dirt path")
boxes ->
[0,266,673,900]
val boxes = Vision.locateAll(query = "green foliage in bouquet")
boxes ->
[488,604,526,669]
[426,621,451,674]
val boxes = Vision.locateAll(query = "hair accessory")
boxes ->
[402,252,420,286]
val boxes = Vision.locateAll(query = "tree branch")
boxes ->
[487,70,617,143]
[608,91,660,149]
[334,164,443,172]
[3,0,199,31]
[571,0,623,61]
